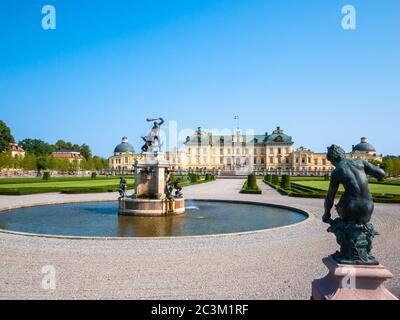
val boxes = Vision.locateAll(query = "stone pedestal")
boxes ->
[118,151,185,216]
[134,151,169,199]
[312,256,398,300]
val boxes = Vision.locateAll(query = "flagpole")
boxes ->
[234,115,239,131]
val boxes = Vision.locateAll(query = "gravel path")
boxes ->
[0,179,399,299]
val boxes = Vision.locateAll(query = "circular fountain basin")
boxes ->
[0,200,308,238]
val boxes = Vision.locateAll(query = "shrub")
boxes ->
[265,174,272,182]
[280,174,291,189]
[324,174,330,181]
[271,174,279,185]
[205,173,212,181]
[240,180,262,194]
[189,173,198,183]
[42,171,51,180]
[169,173,176,182]
[247,174,257,189]
[91,172,97,179]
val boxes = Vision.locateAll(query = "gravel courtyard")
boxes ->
[0,179,399,299]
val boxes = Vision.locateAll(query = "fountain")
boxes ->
[118,117,185,216]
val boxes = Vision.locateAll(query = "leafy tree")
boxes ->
[70,159,80,173]
[0,151,13,168]
[57,159,70,173]
[36,156,48,173]
[383,157,400,177]
[19,139,54,157]
[93,156,109,170]
[0,120,15,152]
[20,153,37,170]
[54,139,71,151]
[80,144,92,160]
[71,144,80,152]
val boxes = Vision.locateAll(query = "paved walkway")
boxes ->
[0,179,399,299]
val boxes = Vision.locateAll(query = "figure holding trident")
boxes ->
[141,117,164,153]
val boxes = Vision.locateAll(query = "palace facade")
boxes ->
[109,129,382,175]
[166,127,382,175]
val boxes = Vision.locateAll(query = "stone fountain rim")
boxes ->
[0,198,314,240]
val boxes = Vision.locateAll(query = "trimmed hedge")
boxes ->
[271,174,279,185]
[240,180,262,194]
[247,174,257,189]
[205,173,215,181]
[91,172,97,179]
[280,174,291,189]
[264,180,400,203]
[264,174,272,182]
[43,171,51,180]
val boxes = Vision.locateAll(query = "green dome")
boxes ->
[114,137,134,154]
[352,137,376,153]
[265,127,293,144]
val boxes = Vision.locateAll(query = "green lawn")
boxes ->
[295,181,400,195]
[0,175,213,195]
[0,177,134,195]
[0,176,130,185]
[0,179,129,190]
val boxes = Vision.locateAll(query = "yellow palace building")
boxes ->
[166,127,382,175]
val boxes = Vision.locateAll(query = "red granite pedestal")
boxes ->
[312,256,398,300]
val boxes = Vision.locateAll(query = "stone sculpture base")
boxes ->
[312,256,398,300]
[118,197,185,216]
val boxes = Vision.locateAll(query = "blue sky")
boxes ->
[0,0,399,157]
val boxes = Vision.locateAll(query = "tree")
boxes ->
[0,151,13,169]
[93,156,109,170]
[80,144,92,160]
[54,139,71,151]
[19,139,54,157]
[36,156,48,172]
[382,156,400,177]
[0,120,15,152]
[20,153,37,170]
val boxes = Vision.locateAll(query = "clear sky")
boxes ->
[1,0,399,157]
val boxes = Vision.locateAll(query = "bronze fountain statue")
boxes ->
[322,144,385,265]
[141,117,164,153]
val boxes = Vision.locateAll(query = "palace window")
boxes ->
[269,156,274,164]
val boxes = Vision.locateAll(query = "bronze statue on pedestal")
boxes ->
[323,144,385,265]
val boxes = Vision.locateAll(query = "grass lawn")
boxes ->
[0,175,214,195]
[0,177,134,195]
[295,181,400,195]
